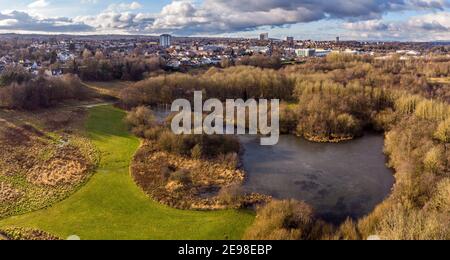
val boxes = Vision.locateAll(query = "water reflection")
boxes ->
[240,134,394,224]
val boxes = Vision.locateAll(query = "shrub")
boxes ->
[429,178,450,213]
[374,205,448,240]
[125,106,156,137]
[243,200,315,240]
[335,219,361,240]
[217,184,243,207]
[0,65,32,86]
[435,118,450,143]
[216,153,239,169]
[191,144,203,159]
[395,95,421,115]
[169,170,192,186]
[415,100,449,121]
[279,103,298,134]
[373,108,397,131]
[423,146,445,173]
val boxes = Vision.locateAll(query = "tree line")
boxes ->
[0,66,89,109]
[64,50,165,81]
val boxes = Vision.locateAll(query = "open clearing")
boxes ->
[0,105,254,240]
[83,81,132,98]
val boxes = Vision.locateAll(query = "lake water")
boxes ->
[153,109,394,223]
[239,134,394,224]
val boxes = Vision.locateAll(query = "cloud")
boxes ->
[28,0,50,9]
[80,0,98,3]
[0,0,449,40]
[146,0,450,35]
[344,12,450,41]
[75,11,154,33]
[0,11,94,33]
[106,2,143,12]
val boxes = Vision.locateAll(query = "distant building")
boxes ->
[44,68,63,77]
[336,36,340,43]
[286,37,294,45]
[397,50,420,56]
[260,33,269,41]
[248,46,271,54]
[315,49,332,57]
[344,49,359,55]
[295,48,316,57]
[160,34,172,48]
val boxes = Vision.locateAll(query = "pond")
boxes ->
[239,134,394,224]
[153,108,394,224]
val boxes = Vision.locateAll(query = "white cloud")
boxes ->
[0,10,93,33]
[75,11,154,33]
[106,1,142,12]
[146,0,450,35]
[0,0,449,40]
[80,0,98,3]
[28,0,50,9]
[0,19,19,26]
[344,12,450,41]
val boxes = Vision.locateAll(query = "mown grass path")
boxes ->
[0,105,254,240]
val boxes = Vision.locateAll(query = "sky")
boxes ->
[0,0,449,41]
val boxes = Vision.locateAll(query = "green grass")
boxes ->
[0,105,254,240]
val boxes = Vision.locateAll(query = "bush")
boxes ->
[154,130,240,159]
[373,108,397,131]
[191,144,203,159]
[429,178,450,213]
[243,200,315,240]
[279,103,298,134]
[435,118,450,143]
[216,153,239,169]
[0,65,32,86]
[423,146,445,173]
[335,219,361,240]
[217,184,243,207]
[125,106,156,137]
[169,170,192,186]
[374,204,448,240]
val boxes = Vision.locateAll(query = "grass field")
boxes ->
[0,105,254,240]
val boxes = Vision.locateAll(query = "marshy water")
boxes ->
[153,108,394,223]
[239,134,394,224]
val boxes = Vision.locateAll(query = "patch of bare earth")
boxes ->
[132,141,269,210]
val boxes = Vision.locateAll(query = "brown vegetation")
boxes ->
[244,200,333,240]
[127,106,270,210]
[119,66,294,108]
[0,107,98,218]
[0,71,90,110]
[0,227,61,240]
[132,141,248,210]
[120,54,450,239]
[70,53,164,81]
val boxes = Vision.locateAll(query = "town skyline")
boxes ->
[0,0,449,41]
